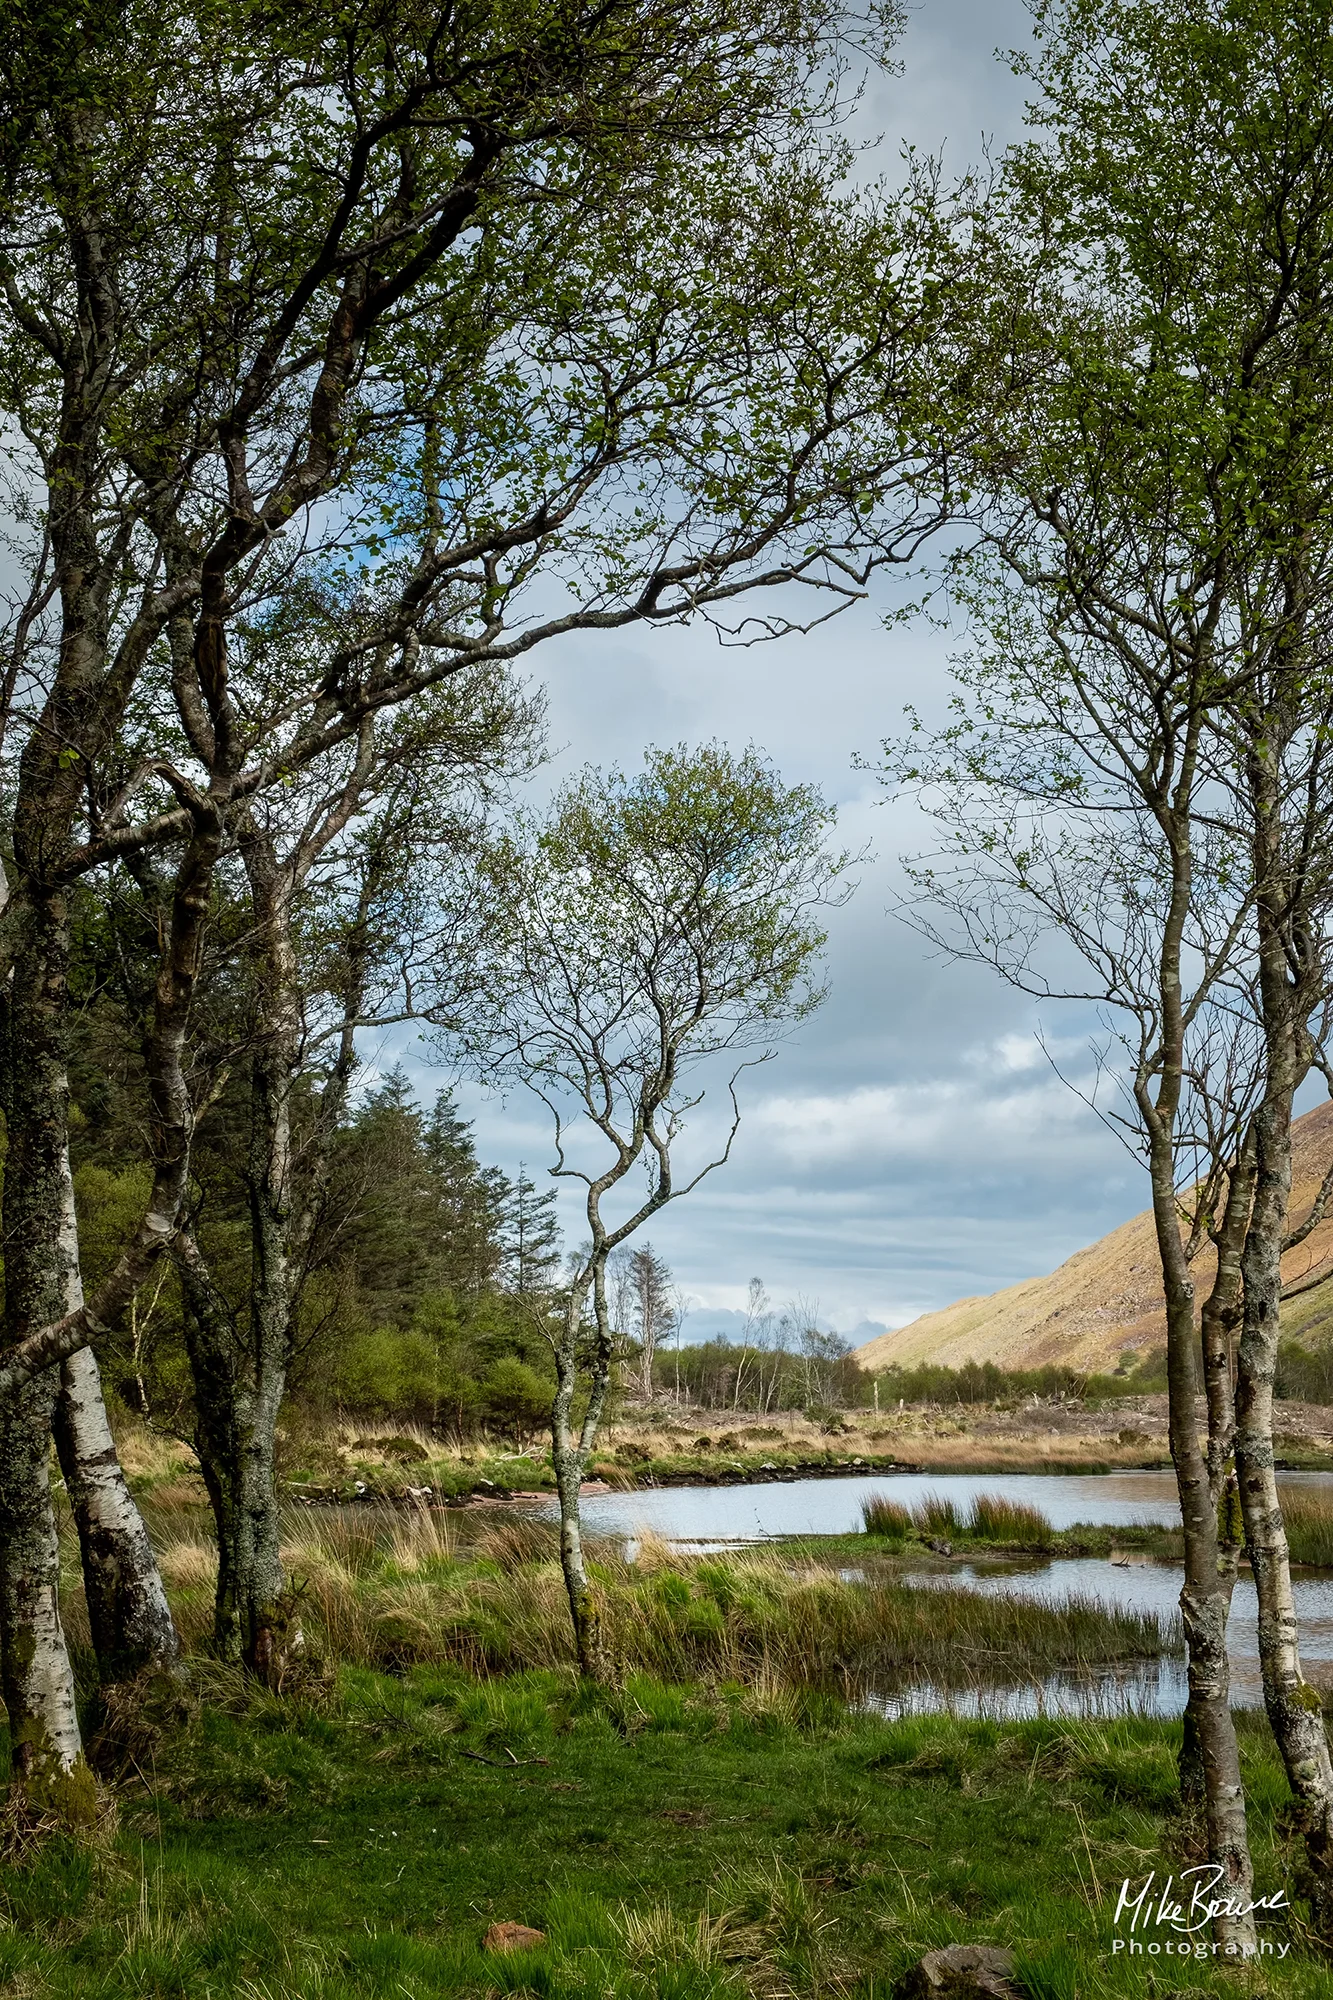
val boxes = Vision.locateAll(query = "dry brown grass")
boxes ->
[156,1536,218,1591]
[110,1425,198,1485]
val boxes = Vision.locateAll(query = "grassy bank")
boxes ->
[858,1486,1333,1570]
[19,1492,1329,1998]
[120,1404,1333,1516]
[129,1507,1170,1697]
[1,1669,1324,2000]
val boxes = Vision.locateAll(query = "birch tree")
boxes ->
[875,0,1333,1943]
[449,745,849,1674]
[0,0,964,1799]
[630,1245,673,1400]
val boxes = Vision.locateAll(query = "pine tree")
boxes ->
[425,1093,509,1293]
[321,1075,509,1318]
[502,1167,563,1294]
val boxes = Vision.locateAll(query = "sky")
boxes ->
[386,0,1156,1344]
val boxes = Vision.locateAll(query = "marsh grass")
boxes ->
[913,1492,962,1540]
[859,1495,912,1539]
[967,1494,1055,1548]
[143,1505,1166,1696]
[860,1490,1055,1550]
[65,1491,1152,1705]
[1276,1487,1333,1566]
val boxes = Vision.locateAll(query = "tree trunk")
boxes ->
[553,1443,606,1679]
[1146,1135,1256,1948]
[552,1266,614,1679]
[177,1234,292,1679]
[1201,1139,1252,1512]
[196,1407,289,1678]
[0,894,93,1817]
[0,1385,95,1822]
[1237,1087,1333,1933]
[51,1140,180,1686]
[54,1349,181,1686]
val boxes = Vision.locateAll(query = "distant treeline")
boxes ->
[857,1354,1169,1407]
[648,1344,1173,1416]
[648,1331,862,1413]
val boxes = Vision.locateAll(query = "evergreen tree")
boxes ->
[425,1093,511,1295]
[323,1074,510,1320]
[502,1167,563,1294]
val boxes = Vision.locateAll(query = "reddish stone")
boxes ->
[482,1922,547,1954]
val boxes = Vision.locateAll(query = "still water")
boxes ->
[545,1468,1333,1719]
[566,1467,1194,1539]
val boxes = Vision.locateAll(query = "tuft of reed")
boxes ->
[472,1514,561,1572]
[965,1493,1054,1548]
[387,1504,459,1572]
[860,1495,911,1538]
[860,1489,1053,1548]
[913,1493,961,1540]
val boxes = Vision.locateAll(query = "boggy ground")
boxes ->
[296,1396,1333,1498]
[2,1672,1327,1999]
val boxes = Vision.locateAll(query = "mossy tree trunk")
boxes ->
[552,1260,615,1681]
[176,1228,292,1679]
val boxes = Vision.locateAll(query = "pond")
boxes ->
[541,1468,1333,1720]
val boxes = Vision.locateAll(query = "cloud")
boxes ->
[750,1057,1104,1174]
[375,1,1154,1339]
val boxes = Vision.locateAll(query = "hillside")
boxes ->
[856,1100,1333,1376]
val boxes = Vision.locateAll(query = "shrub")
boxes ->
[481,1358,552,1447]
[330,1327,470,1423]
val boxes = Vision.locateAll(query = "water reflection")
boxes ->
[566,1467,1194,1539]
[900,1555,1333,1712]
[553,1467,1333,1722]
[866,1658,1190,1723]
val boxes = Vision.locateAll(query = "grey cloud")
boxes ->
[376,1,1148,1337]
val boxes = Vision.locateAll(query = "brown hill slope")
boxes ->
[855,1100,1333,1376]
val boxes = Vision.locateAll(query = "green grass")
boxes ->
[0,1671,1325,1999]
